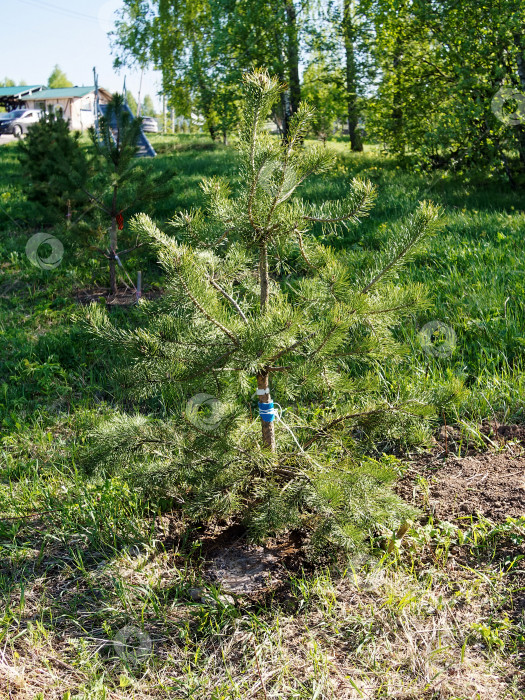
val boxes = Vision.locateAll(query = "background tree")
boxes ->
[302,58,347,142]
[283,0,301,133]
[342,0,368,151]
[364,0,421,158]
[112,0,306,139]
[80,71,441,556]
[418,0,525,178]
[304,0,371,150]
[198,80,241,144]
[48,64,73,88]
[366,0,525,180]
[142,94,156,116]
[125,91,138,115]
[113,0,216,138]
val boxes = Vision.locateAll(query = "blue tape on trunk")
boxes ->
[258,402,275,422]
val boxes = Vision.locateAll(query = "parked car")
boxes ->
[141,116,158,133]
[0,109,43,137]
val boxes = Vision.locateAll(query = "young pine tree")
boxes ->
[87,94,171,295]
[80,71,441,556]
[18,112,89,223]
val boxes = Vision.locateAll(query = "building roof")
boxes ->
[0,85,43,98]
[20,86,97,101]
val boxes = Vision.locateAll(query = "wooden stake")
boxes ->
[443,411,448,457]
[136,270,142,303]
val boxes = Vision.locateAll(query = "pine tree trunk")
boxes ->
[259,242,270,310]
[257,371,276,451]
[258,242,276,451]
[343,0,363,152]
[109,251,117,296]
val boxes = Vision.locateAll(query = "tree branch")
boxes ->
[208,277,249,323]
[266,331,316,365]
[176,271,240,346]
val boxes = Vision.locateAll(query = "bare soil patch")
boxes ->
[74,285,161,308]
[199,525,308,598]
[397,423,525,521]
[156,518,309,598]
[205,544,287,594]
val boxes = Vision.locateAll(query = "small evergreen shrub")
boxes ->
[18,113,90,224]
[80,71,441,557]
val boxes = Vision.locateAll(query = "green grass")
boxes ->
[0,133,524,697]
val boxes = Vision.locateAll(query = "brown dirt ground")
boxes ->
[74,285,161,307]
[397,422,525,522]
[157,424,525,598]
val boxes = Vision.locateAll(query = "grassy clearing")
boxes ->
[0,134,524,698]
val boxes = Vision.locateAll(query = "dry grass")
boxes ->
[1,516,523,699]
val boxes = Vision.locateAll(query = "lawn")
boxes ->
[0,133,524,698]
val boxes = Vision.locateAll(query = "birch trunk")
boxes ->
[344,0,363,152]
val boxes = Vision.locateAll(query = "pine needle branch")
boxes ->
[361,202,441,293]
[296,230,320,270]
[302,177,376,224]
[208,277,249,323]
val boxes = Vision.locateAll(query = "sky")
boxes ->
[1,0,162,110]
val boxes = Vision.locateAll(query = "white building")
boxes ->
[20,86,112,131]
